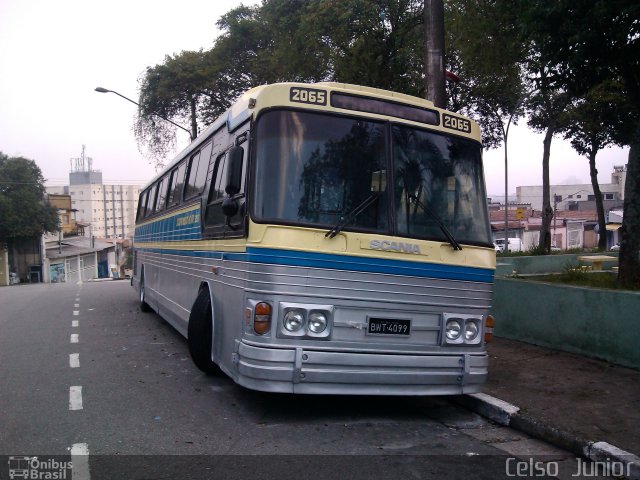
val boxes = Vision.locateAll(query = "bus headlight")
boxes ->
[284,310,305,332]
[464,320,479,341]
[278,302,333,339]
[445,319,462,341]
[443,313,483,345]
[308,312,328,333]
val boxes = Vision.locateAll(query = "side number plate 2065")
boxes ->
[367,318,411,336]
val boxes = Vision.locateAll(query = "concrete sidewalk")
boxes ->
[458,337,640,475]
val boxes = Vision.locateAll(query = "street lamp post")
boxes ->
[94,87,194,141]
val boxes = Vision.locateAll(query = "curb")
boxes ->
[455,393,640,479]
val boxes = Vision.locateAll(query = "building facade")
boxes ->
[516,165,626,212]
[46,147,141,239]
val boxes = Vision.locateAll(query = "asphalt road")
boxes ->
[0,281,597,480]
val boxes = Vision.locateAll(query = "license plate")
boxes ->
[367,318,411,336]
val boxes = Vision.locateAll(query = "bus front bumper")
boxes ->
[234,341,488,395]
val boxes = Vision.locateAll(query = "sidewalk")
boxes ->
[481,337,640,456]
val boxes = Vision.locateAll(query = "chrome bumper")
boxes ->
[234,341,488,395]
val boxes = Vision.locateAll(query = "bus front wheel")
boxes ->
[188,289,222,375]
[139,274,152,312]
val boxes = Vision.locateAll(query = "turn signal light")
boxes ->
[253,302,272,335]
[484,315,495,343]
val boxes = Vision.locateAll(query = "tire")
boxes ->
[188,288,222,375]
[139,274,152,312]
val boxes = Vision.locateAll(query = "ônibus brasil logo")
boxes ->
[8,456,72,480]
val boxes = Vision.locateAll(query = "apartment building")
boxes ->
[46,147,141,239]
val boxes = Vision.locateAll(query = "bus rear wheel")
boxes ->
[188,289,222,376]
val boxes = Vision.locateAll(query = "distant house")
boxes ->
[607,209,623,248]
[489,203,601,251]
[44,236,115,283]
[47,194,78,236]
[515,165,626,212]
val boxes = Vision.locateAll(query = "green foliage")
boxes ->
[0,152,59,243]
[135,50,210,165]
[445,0,527,149]
[562,80,635,156]
[136,0,530,158]
[520,0,640,286]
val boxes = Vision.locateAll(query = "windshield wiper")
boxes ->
[325,192,381,239]
[407,194,462,251]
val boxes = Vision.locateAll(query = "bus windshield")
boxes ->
[253,109,492,246]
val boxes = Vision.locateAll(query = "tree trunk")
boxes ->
[423,0,446,108]
[588,147,607,251]
[539,125,554,253]
[190,95,198,141]
[618,125,640,287]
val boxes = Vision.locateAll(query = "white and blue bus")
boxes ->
[132,82,495,395]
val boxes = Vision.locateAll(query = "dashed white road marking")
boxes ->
[69,353,80,368]
[74,303,80,307]
[73,311,79,316]
[69,386,83,410]
[70,443,90,480]
[72,320,79,327]
[70,334,79,343]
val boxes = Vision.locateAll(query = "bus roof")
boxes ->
[143,82,480,188]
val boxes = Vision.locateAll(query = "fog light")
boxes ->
[308,312,327,333]
[445,319,462,340]
[284,310,305,332]
[464,320,479,341]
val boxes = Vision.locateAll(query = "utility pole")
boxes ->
[424,0,446,108]
[553,194,559,248]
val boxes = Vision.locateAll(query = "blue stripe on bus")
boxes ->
[137,246,494,283]
[134,210,202,243]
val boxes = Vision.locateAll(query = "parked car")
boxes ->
[494,238,523,252]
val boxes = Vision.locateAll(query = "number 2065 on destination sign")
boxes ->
[290,87,327,105]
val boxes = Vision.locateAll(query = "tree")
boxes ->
[0,153,59,244]
[562,80,635,251]
[525,63,572,253]
[444,0,526,249]
[445,0,526,148]
[135,50,210,167]
[314,0,424,94]
[521,0,640,287]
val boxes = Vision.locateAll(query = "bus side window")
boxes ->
[155,177,168,213]
[145,185,157,218]
[185,141,214,200]
[166,161,186,207]
[184,151,202,200]
[136,189,148,221]
[204,152,228,228]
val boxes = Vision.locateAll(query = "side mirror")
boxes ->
[224,146,244,196]
[222,197,239,217]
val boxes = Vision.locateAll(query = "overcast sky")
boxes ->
[0,0,630,199]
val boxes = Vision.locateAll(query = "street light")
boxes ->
[94,87,194,140]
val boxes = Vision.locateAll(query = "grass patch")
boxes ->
[496,246,597,258]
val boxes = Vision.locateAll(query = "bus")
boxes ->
[132,82,495,395]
